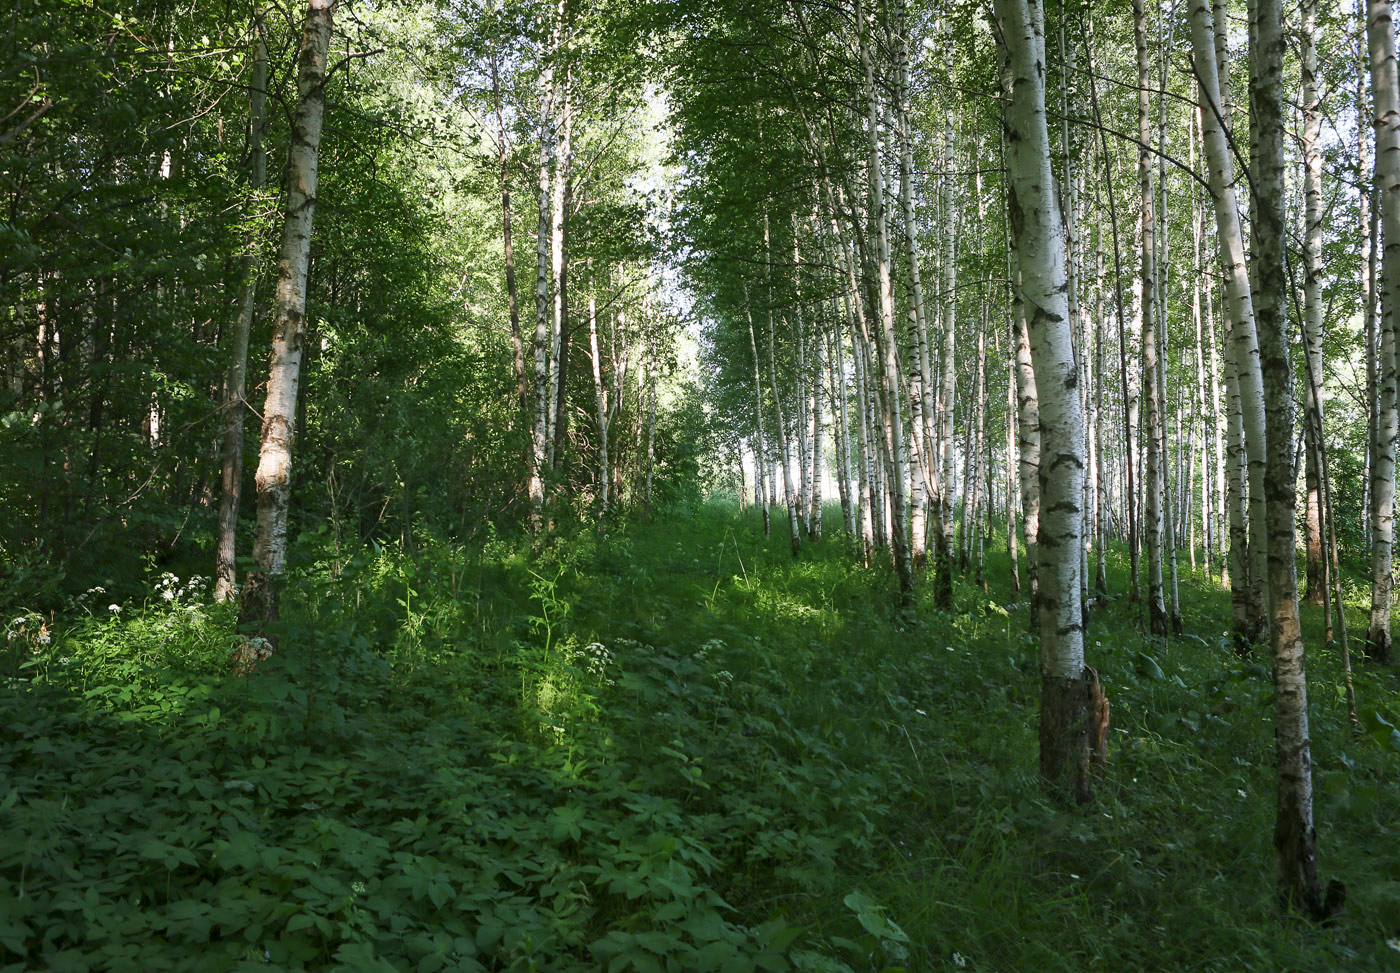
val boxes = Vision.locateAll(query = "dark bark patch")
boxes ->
[1039,668,1093,804]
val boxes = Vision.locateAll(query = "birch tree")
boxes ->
[1134,0,1167,635]
[995,0,1094,802]
[1299,0,1326,606]
[1366,0,1400,663]
[1189,0,1268,649]
[1252,0,1339,917]
[529,27,557,532]
[215,17,267,604]
[239,0,335,634]
[857,0,913,597]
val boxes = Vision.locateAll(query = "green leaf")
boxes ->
[1133,652,1165,681]
[1360,707,1400,753]
[842,891,908,944]
[213,831,260,870]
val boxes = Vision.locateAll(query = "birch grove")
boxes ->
[14,0,1400,932]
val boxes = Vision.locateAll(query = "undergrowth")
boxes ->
[2,502,1399,971]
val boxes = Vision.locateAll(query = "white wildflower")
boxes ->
[952,953,968,968]
[162,589,176,601]
[108,604,121,614]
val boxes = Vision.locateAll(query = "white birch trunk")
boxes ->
[1300,0,1326,605]
[744,290,772,537]
[996,0,1091,801]
[547,81,574,468]
[768,306,802,557]
[793,230,812,537]
[645,329,657,509]
[810,306,825,540]
[829,315,857,543]
[1006,344,1021,594]
[588,290,609,509]
[1135,0,1167,635]
[1093,224,1109,595]
[1011,254,1041,617]
[1367,0,1400,664]
[857,0,912,595]
[240,0,333,633]
[1190,0,1269,646]
[529,38,557,531]
[895,2,939,578]
[938,190,960,606]
[1360,0,1378,555]
[1255,0,1335,916]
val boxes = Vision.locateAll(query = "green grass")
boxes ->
[1,502,1398,971]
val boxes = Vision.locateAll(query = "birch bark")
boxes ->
[810,305,825,541]
[548,85,574,468]
[587,289,609,508]
[239,0,334,633]
[744,288,771,537]
[1012,260,1042,620]
[1366,0,1400,664]
[529,31,557,532]
[938,184,960,607]
[1254,0,1335,916]
[768,306,802,557]
[857,0,912,596]
[1300,0,1326,605]
[1135,0,1167,635]
[1006,336,1021,594]
[996,0,1091,800]
[829,316,857,543]
[1190,0,1269,647]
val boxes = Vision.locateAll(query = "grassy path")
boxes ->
[2,503,1397,970]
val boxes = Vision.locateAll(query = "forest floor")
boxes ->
[2,502,1399,971]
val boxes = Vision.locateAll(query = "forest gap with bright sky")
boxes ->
[3,0,1400,967]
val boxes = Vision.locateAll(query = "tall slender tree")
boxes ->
[1252,0,1338,917]
[1366,0,1400,663]
[215,16,268,604]
[240,0,336,636]
[995,0,1093,802]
